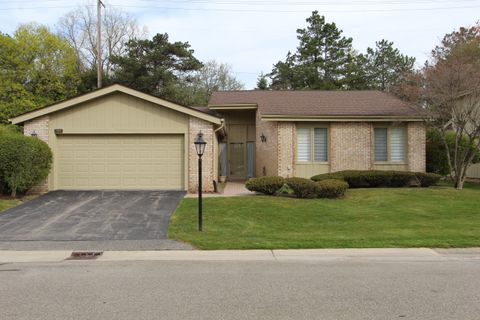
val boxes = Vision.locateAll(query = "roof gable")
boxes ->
[10,84,222,125]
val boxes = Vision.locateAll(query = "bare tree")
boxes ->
[424,38,480,189]
[196,60,244,93]
[183,60,245,105]
[57,5,147,79]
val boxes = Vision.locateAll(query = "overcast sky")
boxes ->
[0,0,479,88]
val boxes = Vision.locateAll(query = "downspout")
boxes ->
[213,119,226,192]
[214,118,225,134]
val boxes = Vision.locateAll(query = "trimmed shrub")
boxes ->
[245,176,284,195]
[317,179,349,198]
[285,177,321,199]
[311,171,346,182]
[0,124,21,135]
[0,134,52,197]
[415,172,441,187]
[389,171,416,187]
[311,170,418,188]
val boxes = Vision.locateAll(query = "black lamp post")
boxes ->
[194,131,206,231]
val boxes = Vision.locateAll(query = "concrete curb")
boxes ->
[2,248,480,264]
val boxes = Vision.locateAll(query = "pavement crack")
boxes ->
[270,249,278,262]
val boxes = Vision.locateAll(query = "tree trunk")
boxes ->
[454,167,467,190]
[10,187,17,198]
[454,178,465,190]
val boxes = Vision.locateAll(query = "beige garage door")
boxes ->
[56,135,184,190]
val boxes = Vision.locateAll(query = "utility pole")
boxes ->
[97,0,105,89]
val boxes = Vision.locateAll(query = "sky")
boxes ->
[0,0,479,89]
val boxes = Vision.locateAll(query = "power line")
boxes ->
[0,0,477,3]
[108,3,480,13]
[0,0,479,12]
[0,5,87,10]
[117,0,480,4]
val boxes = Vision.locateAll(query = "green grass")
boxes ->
[169,183,480,249]
[0,198,23,213]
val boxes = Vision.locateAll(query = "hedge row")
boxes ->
[245,170,441,199]
[311,170,441,188]
[245,176,348,199]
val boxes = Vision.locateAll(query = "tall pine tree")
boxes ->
[364,39,415,91]
[268,11,355,90]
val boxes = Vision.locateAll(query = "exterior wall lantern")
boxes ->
[260,133,267,143]
[30,131,38,138]
[194,131,207,231]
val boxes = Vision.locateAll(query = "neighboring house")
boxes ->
[467,163,480,179]
[10,85,426,193]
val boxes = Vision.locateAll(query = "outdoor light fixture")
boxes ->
[194,131,206,158]
[194,131,207,231]
[260,133,267,143]
[30,131,38,138]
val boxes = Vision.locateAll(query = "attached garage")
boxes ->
[56,135,184,190]
[10,84,222,192]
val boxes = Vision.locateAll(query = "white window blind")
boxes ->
[374,128,388,161]
[390,127,406,161]
[297,128,311,161]
[314,128,328,161]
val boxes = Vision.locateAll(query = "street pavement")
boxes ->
[0,249,479,319]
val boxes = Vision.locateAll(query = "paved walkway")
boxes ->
[2,248,480,263]
[185,180,255,198]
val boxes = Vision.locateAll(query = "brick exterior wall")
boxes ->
[330,122,373,172]
[255,111,278,176]
[277,122,295,177]
[23,116,50,194]
[188,117,215,193]
[407,121,426,172]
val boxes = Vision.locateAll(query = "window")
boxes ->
[314,128,328,161]
[374,127,406,162]
[297,128,311,161]
[297,127,328,162]
[374,128,388,161]
[390,127,406,161]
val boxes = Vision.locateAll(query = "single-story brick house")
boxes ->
[10,84,425,193]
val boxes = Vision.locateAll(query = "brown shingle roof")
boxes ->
[209,90,422,117]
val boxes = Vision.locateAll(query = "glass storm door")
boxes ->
[229,142,245,179]
[247,142,255,178]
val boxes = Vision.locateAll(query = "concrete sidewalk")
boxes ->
[1,248,480,264]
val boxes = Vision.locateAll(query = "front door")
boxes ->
[228,124,247,178]
[229,142,245,178]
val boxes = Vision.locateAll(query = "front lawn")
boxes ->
[169,183,480,249]
[0,198,23,213]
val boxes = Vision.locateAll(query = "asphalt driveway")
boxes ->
[0,190,185,241]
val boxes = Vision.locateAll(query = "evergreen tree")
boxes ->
[256,73,268,90]
[268,11,355,90]
[269,51,297,89]
[110,33,202,104]
[364,39,415,90]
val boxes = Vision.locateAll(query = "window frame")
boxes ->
[373,124,407,164]
[296,125,329,164]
